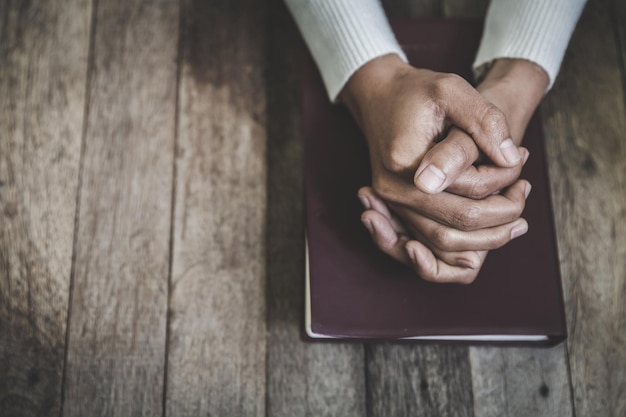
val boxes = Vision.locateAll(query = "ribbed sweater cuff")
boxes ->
[285,0,407,101]
[473,0,586,91]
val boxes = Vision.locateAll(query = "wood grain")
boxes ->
[617,0,626,87]
[469,347,572,417]
[542,0,626,416]
[0,1,91,416]
[62,0,179,415]
[363,3,474,417]
[367,345,474,417]
[265,2,367,416]
[164,1,267,415]
[441,1,575,416]
[0,0,624,415]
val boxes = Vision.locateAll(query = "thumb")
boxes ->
[436,74,521,168]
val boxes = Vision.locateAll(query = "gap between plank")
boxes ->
[161,1,185,416]
[59,0,99,415]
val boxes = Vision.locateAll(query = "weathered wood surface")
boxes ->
[468,347,572,417]
[0,0,624,416]
[265,2,366,416]
[442,2,574,416]
[361,3,472,417]
[542,0,626,416]
[164,1,267,416]
[367,345,474,417]
[0,1,91,416]
[61,0,179,415]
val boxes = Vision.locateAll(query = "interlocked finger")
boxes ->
[392,202,529,252]
[446,148,530,199]
[359,187,489,271]
[375,176,531,231]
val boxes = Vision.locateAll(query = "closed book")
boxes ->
[303,19,567,345]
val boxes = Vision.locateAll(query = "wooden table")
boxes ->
[1,0,624,416]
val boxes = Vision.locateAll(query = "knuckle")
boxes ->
[377,231,396,250]
[504,195,527,220]
[432,73,463,98]
[453,204,482,231]
[423,267,443,283]
[416,99,444,127]
[446,139,474,167]
[372,177,400,205]
[440,72,464,86]
[418,270,436,283]
[372,179,392,201]
[488,229,510,249]
[468,178,491,199]
[479,105,508,137]
[416,263,436,282]
[429,276,446,284]
[512,199,526,217]
[430,226,453,250]
[382,140,418,174]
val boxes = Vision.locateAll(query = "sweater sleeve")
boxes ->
[473,0,587,90]
[284,0,407,101]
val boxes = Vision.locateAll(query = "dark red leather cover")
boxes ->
[304,19,567,344]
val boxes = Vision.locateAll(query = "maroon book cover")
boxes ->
[303,19,567,344]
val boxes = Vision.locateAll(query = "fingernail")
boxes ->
[500,138,521,164]
[361,218,374,235]
[358,195,371,209]
[524,182,532,199]
[510,221,528,239]
[522,150,530,165]
[417,165,446,192]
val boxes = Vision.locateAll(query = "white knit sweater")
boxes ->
[285,0,587,101]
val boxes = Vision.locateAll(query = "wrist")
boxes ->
[339,53,410,127]
[477,59,549,143]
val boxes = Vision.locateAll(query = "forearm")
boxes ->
[474,0,587,91]
[338,53,408,131]
[284,0,406,101]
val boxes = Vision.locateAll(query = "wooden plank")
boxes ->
[611,3,626,417]
[367,345,474,417]
[164,1,267,415]
[542,0,626,415]
[469,348,572,417]
[441,2,574,416]
[617,0,626,83]
[363,3,475,417]
[0,1,91,415]
[62,0,179,415]
[265,1,367,416]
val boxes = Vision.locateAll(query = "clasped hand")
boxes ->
[340,55,548,284]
